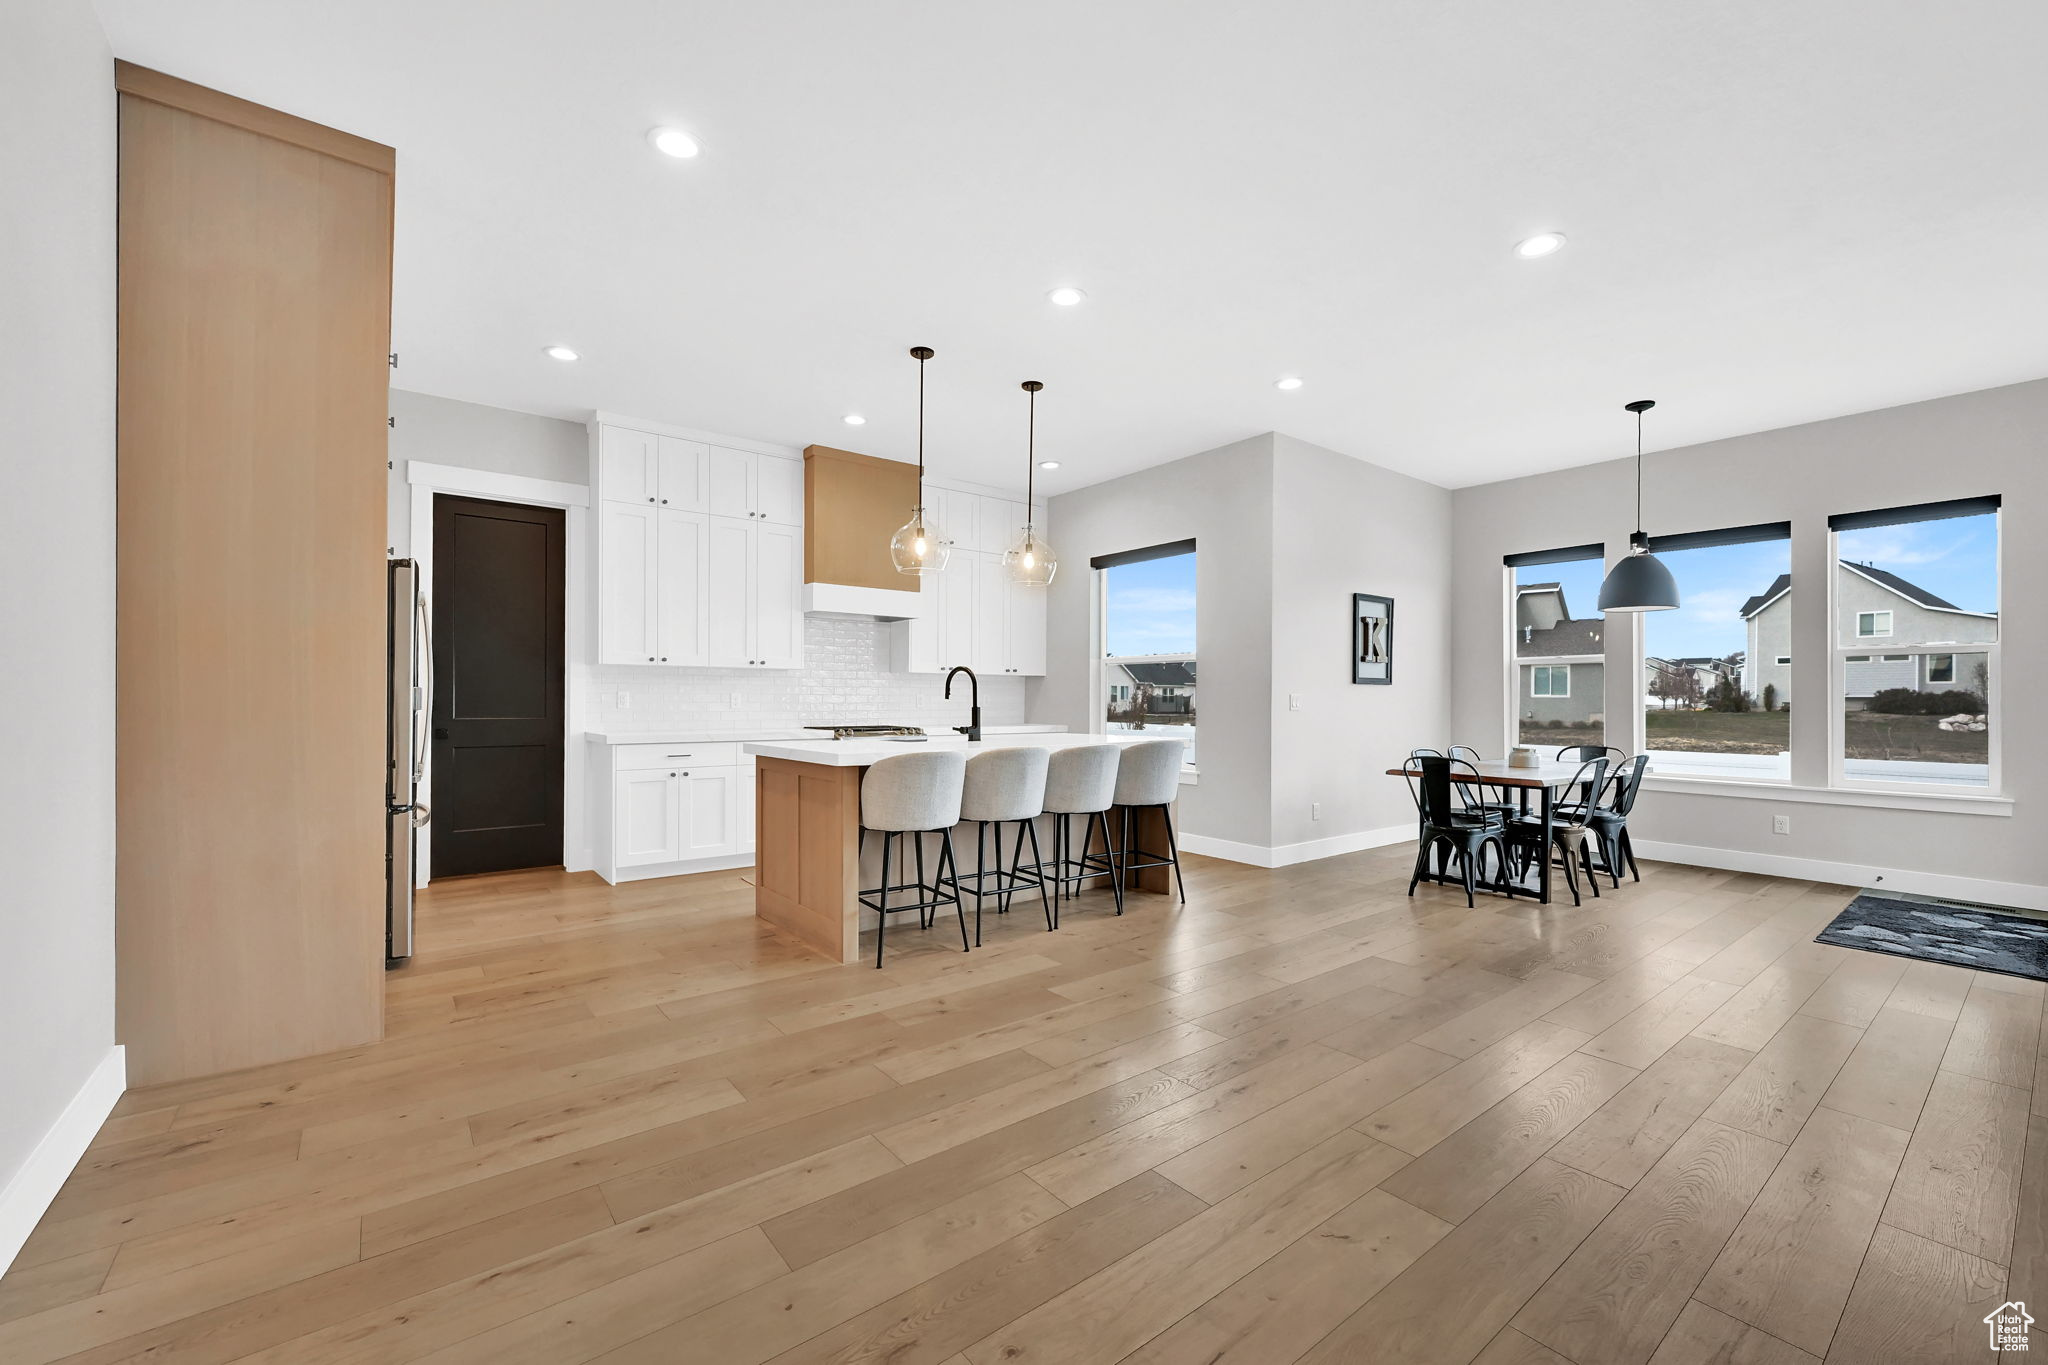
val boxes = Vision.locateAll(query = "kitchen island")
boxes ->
[744,732,1180,963]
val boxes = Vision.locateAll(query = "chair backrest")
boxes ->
[1409,747,1445,760]
[1043,744,1120,814]
[1449,746,1483,764]
[960,746,1049,823]
[1556,757,1609,827]
[860,750,966,832]
[1555,744,1626,764]
[1405,754,1478,828]
[1113,738,1185,807]
[1604,754,1649,816]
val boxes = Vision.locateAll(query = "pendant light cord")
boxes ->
[1635,406,1643,536]
[916,354,926,495]
[1025,387,1035,512]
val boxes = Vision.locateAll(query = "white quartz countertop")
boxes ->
[585,724,1066,746]
[743,730,1173,768]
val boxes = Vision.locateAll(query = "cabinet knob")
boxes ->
[647,656,655,662]
[660,656,668,662]
[660,498,668,504]
[669,771,677,777]
[646,497,654,503]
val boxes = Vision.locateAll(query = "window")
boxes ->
[1642,521,1793,781]
[1096,540,1196,766]
[1831,496,1998,790]
[1505,544,1604,750]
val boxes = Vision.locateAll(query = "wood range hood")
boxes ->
[801,445,925,619]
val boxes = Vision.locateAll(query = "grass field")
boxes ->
[1517,709,1987,765]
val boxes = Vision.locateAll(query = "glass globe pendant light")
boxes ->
[890,346,950,576]
[1596,399,1681,612]
[1003,381,1058,587]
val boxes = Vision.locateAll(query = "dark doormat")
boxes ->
[1816,892,2048,982]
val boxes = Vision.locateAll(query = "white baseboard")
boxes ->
[1632,839,2048,912]
[1,1045,125,1275]
[1180,824,1412,870]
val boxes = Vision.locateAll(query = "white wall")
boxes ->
[1450,378,2048,902]
[1269,435,1453,852]
[386,388,586,555]
[1039,436,1278,847]
[0,0,122,1267]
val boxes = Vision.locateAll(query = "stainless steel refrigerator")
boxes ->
[387,559,431,964]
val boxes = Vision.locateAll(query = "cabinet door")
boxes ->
[614,768,681,865]
[705,515,754,666]
[970,553,1009,674]
[1007,574,1047,675]
[976,496,1026,555]
[600,500,659,664]
[599,426,660,505]
[754,454,803,526]
[933,551,975,672]
[654,509,708,665]
[753,520,803,668]
[931,486,978,552]
[707,447,755,520]
[656,437,709,511]
[681,768,738,858]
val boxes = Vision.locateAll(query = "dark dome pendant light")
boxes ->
[1597,399,1681,613]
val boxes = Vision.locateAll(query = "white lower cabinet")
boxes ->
[594,740,756,883]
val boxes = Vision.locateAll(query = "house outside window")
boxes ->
[1097,541,1196,767]
[1645,521,1792,781]
[1504,544,1605,751]
[1830,498,1998,790]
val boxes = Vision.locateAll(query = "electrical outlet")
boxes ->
[1311,802,1321,821]
[617,690,631,710]
[729,691,742,709]
[1288,693,1302,712]
[1771,814,1790,835]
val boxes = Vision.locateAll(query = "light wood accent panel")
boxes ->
[801,445,918,591]
[753,758,861,964]
[116,68,393,1084]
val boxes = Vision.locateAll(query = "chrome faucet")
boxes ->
[944,666,982,742]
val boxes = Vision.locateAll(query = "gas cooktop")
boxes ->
[802,724,928,741]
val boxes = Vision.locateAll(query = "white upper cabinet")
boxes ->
[594,420,804,668]
[706,446,802,524]
[654,509,708,665]
[657,438,709,510]
[600,501,658,664]
[600,427,660,505]
[888,480,1047,677]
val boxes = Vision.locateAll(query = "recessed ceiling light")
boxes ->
[544,345,579,362]
[1274,375,1303,391]
[1513,231,1567,259]
[1038,460,1061,470]
[648,127,700,159]
[842,414,866,426]
[1047,287,1086,307]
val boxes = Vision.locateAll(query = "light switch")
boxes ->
[1287,693,1302,711]
[730,692,742,709]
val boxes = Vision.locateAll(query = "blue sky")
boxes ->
[1104,552,1196,656]
[1528,512,1997,660]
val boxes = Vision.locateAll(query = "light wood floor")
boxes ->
[4,846,2043,1363]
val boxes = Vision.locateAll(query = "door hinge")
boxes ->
[389,352,398,369]
[388,416,396,428]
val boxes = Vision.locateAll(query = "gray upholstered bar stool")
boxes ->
[957,747,1053,945]
[1041,744,1124,922]
[1110,738,1189,903]
[857,750,968,967]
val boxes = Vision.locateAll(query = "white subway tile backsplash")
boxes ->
[581,614,1025,736]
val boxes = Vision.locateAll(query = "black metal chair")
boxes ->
[1503,756,1608,906]
[1450,745,1521,821]
[1554,744,1628,811]
[1584,754,1649,886]
[1405,755,1508,908]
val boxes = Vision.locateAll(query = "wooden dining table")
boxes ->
[1384,757,1603,905]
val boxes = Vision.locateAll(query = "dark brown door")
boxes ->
[430,495,565,877]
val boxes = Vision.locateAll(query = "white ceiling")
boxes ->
[96,0,2048,492]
